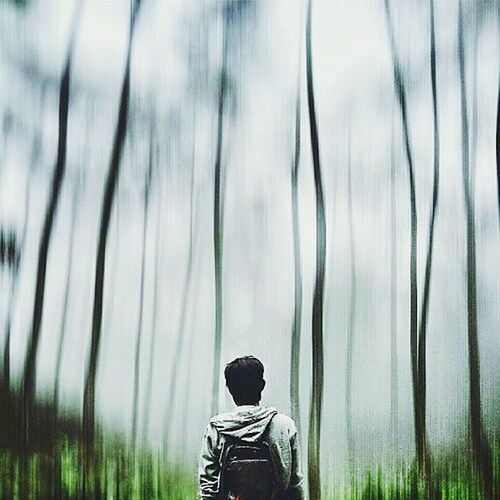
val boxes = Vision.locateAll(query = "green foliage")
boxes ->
[0,441,197,499]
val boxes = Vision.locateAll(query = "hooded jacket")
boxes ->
[198,405,304,499]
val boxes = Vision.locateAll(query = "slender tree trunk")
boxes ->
[142,187,162,439]
[384,0,423,476]
[306,1,326,498]
[390,114,399,463]
[345,135,356,476]
[83,0,142,449]
[496,84,499,223]
[52,182,79,414]
[20,2,81,442]
[290,74,303,438]
[131,133,154,450]
[211,15,228,417]
[415,0,441,479]
[458,3,493,496]
[164,149,197,448]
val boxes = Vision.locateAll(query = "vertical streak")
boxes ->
[83,0,142,448]
[390,111,399,463]
[458,2,493,496]
[306,0,326,498]
[53,181,79,414]
[211,11,228,417]
[384,0,421,473]
[345,132,355,476]
[290,47,303,439]
[131,130,154,450]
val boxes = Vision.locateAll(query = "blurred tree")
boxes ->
[83,0,142,450]
[131,126,155,450]
[290,63,303,439]
[416,0,441,481]
[384,0,429,479]
[20,0,82,444]
[305,1,326,498]
[458,2,493,496]
[52,179,80,414]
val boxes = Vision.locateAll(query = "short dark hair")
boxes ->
[224,356,265,405]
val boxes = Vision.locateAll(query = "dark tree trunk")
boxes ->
[211,15,228,417]
[52,182,79,413]
[415,0,441,478]
[82,0,142,449]
[458,3,493,496]
[496,84,500,223]
[305,1,326,498]
[384,0,426,477]
[131,132,154,450]
[20,2,81,446]
[345,135,355,476]
[290,76,303,438]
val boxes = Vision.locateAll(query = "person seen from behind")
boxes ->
[198,355,304,500]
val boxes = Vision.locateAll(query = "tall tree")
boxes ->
[83,0,143,448]
[290,69,303,438]
[458,2,493,496]
[384,0,426,477]
[305,1,327,498]
[496,84,500,222]
[210,4,229,417]
[20,1,82,430]
[131,130,154,449]
[345,135,356,476]
[52,180,79,413]
[415,0,441,477]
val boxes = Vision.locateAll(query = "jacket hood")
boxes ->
[210,405,278,442]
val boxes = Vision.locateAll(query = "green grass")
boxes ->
[1,440,498,499]
[0,441,197,499]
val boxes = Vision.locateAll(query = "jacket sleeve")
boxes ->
[287,423,305,500]
[198,423,221,500]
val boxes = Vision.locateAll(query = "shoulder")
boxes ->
[270,412,298,435]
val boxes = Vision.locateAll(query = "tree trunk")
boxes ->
[415,0,441,479]
[458,3,493,496]
[306,1,326,498]
[164,146,197,449]
[52,182,79,414]
[345,135,355,476]
[131,132,154,450]
[384,0,425,477]
[20,2,81,443]
[142,186,162,439]
[83,0,142,449]
[211,14,228,417]
[290,74,303,438]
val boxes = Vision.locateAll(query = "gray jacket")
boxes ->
[198,405,304,499]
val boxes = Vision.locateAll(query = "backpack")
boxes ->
[218,424,280,500]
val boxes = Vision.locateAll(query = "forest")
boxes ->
[0,0,499,498]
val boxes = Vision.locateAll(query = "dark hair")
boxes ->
[224,356,265,405]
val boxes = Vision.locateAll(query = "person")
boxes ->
[199,356,304,500]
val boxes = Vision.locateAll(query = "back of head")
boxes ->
[224,355,265,405]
